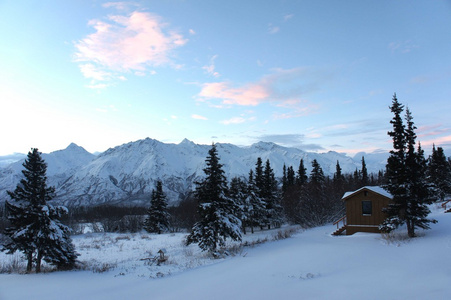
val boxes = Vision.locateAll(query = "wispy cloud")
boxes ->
[199,81,270,106]
[220,116,256,125]
[388,40,418,54]
[417,124,451,140]
[284,14,294,21]
[202,55,220,77]
[191,114,208,120]
[268,23,280,34]
[74,6,187,86]
[197,67,329,118]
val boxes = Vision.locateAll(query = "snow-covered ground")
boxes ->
[1,204,450,300]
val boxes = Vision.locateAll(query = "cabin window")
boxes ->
[364,191,368,197]
[362,200,372,215]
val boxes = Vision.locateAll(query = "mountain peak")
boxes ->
[179,138,196,146]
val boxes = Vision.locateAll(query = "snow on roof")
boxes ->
[342,186,392,200]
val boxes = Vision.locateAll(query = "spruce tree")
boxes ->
[428,145,451,200]
[246,169,265,233]
[381,96,437,237]
[144,180,170,234]
[333,160,343,183]
[287,166,296,187]
[296,159,308,186]
[3,148,78,272]
[310,159,325,187]
[229,177,250,234]
[254,157,264,195]
[261,159,283,229]
[361,156,369,186]
[186,144,241,255]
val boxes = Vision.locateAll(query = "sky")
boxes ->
[0,0,450,157]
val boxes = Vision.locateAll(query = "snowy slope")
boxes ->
[0,138,389,207]
[0,204,449,300]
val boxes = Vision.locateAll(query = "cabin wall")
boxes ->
[345,190,390,235]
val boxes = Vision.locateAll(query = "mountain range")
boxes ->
[0,138,389,207]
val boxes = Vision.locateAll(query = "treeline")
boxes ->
[2,145,450,236]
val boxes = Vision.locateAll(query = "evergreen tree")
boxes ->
[186,144,241,255]
[381,96,437,237]
[282,164,288,195]
[229,176,249,234]
[3,148,78,272]
[332,160,346,199]
[254,157,264,196]
[281,165,296,196]
[361,156,369,186]
[310,159,325,187]
[246,170,265,233]
[333,161,343,183]
[261,159,283,229]
[428,145,451,200]
[144,180,170,234]
[287,166,296,187]
[296,159,308,186]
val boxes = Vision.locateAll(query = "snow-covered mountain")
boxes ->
[0,138,389,207]
[0,143,95,202]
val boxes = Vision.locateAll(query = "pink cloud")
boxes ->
[74,10,187,82]
[199,82,270,106]
[197,67,328,119]
[191,114,208,120]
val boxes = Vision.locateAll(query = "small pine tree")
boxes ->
[186,144,242,255]
[3,148,78,272]
[144,180,170,234]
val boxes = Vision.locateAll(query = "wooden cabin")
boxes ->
[333,186,392,235]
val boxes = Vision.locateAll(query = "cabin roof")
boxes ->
[342,186,392,201]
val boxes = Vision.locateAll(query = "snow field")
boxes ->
[0,205,450,299]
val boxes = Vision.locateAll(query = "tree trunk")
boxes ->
[407,220,415,238]
[36,250,42,273]
[26,252,33,273]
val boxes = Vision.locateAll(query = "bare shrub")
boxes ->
[0,254,25,274]
[91,262,117,273]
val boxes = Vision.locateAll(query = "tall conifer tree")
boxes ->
[186,144,241,255]
[381,96,437,237]
[3,148,78,272]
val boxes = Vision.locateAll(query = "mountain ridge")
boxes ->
[0,138,389,207]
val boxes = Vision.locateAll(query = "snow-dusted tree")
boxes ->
[428,145,451,201]
[35,205,78,271]
[144,180,170,234]
[229,177,249,234]
[3,148,78,272]
[381,96,437,237]
[246,169,265,233]
[261,159,283,228]
[186,144,242,255]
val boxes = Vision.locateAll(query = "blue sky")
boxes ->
[1,0,450,156]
